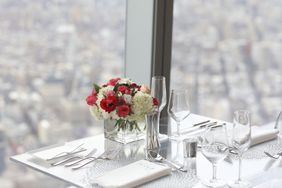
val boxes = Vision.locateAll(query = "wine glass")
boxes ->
[151,76,167,112]
[151,76,167,137]
[229,110,251,188]
[201,124,229,187]
[167,89,190,140]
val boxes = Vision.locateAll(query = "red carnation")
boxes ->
[118,96,126,105]
[107,78,121,86]
[86,95,97,106]
[100,96,117,113]
[106,90,115,97]
[117,85,131,94]
[153,97,159,106]
[117,104,131,117]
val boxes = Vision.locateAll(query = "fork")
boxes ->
[264,151,282,159]
[51,148,97,166]
[71,149,120,170]
[46,143,86,161]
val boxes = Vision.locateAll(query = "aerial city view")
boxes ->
[172,0,282,124]
[0,0,281,187]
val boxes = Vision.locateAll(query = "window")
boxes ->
[0,0,126,186]
[171,0,282,125]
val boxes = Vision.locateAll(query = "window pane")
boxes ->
[0,0,125,186]
[172,0,282,124]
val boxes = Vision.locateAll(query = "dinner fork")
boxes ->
[46,143,86,161]
[71,149,120,170]
[264,151,282,159]
[51,148,97,166]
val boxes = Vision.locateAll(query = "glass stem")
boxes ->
[238,154,242,182]
[212,163,217,181]
[176,121,181,136]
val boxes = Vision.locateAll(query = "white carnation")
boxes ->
[118,78,132,85]
[123,94,132,104]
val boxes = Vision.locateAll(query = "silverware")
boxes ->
[147,151,186,172]
[193,120,210,127]
[51,148,97,166]
[64,148,98,167]
[182,121,218,135]
[264,151,282,159]
[71,149,120,170]
[274,111,282,129]
[46,143,86,161]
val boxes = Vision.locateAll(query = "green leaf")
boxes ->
[93,83,101,93]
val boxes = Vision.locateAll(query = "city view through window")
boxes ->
[0,1,125,187]
[1,0,282,187]
[171,0,282,125]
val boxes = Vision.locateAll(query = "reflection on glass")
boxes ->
[171,0,282,125]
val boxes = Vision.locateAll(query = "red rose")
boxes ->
[117,85,131,94]
[117,104,131,117]
[107,78,121,86]
[86,95,97,106]
[100,96,117,113]
[130,83,141,91]
[153,97,159,106]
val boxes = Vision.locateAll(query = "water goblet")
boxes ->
[201,124,229,187]
[167,89,190,140]
[229,110,251,188]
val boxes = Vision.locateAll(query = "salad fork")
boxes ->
[71,149,120,170]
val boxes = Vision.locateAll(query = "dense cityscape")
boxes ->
[0,0,281,187]
[172,0,282,124]
[0,0,125,187]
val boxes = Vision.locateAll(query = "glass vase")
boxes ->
[104,119,146,144]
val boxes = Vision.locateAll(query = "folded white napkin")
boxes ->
[251,126,279,146]
[93,160,171,188]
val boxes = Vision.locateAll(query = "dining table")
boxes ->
[10,113,282,188]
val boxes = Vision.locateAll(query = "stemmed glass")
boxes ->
[167,89,190,140]
[151,76,167,136]
[151,76,167,112]
[201,124,229,187]
[229,110,251,188]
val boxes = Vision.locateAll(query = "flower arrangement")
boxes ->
[86,78,158,131]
